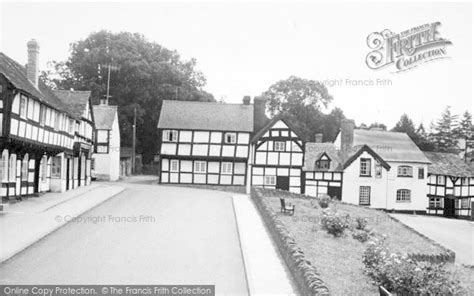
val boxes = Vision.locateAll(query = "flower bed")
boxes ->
[256,188,472,295]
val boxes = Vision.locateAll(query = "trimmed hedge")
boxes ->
[251,188,330,296]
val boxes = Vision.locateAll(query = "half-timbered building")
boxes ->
[424,152,473,218]
[303,141,343,198]
[0,39,94,202]
[92,101,120,181]
[158,99,253,185]
[53,90,95,189]
[250,117,305,193]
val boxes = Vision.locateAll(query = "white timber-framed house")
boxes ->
[0,39,95,203]
[423,151,473,218]
[157,98,255,186]
[92,100,120,181]
[250,116,306,193]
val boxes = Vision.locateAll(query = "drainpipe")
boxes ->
[246,143,255,195]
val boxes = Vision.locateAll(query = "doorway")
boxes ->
[443,196,455,217]
[276,176,290,191]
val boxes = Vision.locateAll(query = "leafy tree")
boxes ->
[46,30,214,163]
[431,106,459,152]
[261,76,336,141]
[455,111,473,161]
[392,114,416,137]
[415,123,435,151]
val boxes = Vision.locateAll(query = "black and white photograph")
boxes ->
[0,1,472,295]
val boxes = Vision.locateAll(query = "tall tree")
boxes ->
[455,111,473,161]
[392,114,416,138]
[261,76,335,141]
[430,106,459,152]
[415,123,435,151]
[46,31,214,163]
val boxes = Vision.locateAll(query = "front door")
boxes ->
[276,176,290,191]
[66,159,70,190]
[328,186,342,200]
[444,196,455,217]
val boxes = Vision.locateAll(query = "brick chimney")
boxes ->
[315,133,323,143]
[26,39,40,88]
[242,95,251,105]
[341,119,355,156]
[253,96,268,132]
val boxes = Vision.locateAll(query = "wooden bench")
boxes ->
[280,198,295,215]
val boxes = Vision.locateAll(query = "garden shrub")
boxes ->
[320,209,349,237]
[352,229,370,242]
[318,195,331,208]
[363,238,462,295]
[354,216,368,230]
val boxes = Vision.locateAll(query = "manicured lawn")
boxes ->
[260,189,473,295]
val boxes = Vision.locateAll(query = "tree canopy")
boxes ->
[261,76,342,142]
[45,30,214,162]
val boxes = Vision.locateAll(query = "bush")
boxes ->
[320,209,349,237]
[363,238,462,295]
[318,195,331,208]
[354,217,368,230]
[352,229,370,242]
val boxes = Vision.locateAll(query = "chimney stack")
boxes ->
[341,119,355,157]
[242,96,251,105]
[253,96,268,132]
[27,39,40,88]
[315,133,323,143]
[99,97,108,106]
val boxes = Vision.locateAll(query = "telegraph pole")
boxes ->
[104,64,119,105]
[132,107,137,174]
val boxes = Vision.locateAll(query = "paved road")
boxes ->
[391,214,474,265]
[0,176,249,295]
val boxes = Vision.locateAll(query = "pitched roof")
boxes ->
[53,90,91,119]
[93,105,117,130]
[303,143,343,171]
[157,100,254,132]
[0,52,70,114]
[343,144,391,170]
[352,129,431,163]
[251,115,307,143]
[423,152,473,177]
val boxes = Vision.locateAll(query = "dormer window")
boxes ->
[315,160,330,170]
[315,153,331,170]
[224,133,236,144]
[163,130,178,142]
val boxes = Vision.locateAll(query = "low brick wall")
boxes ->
[251,188,330,296]
[388,215,455,264]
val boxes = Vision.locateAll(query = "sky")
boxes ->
[0,1,472,129]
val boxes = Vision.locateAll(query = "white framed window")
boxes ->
[461,178,468,186]
[360,158,371,176]
[194,161,206,173]
[39,105,46,126]
[19,95,27,118]
[170,160,179,172]
[315,159,330,170]
[27,98,34,119]
[41,156,48,181]
[224,133,236,144]
[461,198,470,209]
[418,168,424,179]
[97,130,108,143]
[95,144,108,154]
[51,157,61,178]
[396,189,411,202]
[69,119,75,134]
[9,153,16,182]
[221,162,233,174]
[359,186,371,205]
[274,141,285,151]
[264,175,276,185]
[22,154,29,180]
[375,165,382,178]
[0,150,8,182]
[397,166,413,177]
[429,197,442,208]
[163,130,178,142]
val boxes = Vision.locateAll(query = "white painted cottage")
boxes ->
[334,120,431,212]
[92,101,120,181]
